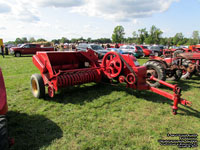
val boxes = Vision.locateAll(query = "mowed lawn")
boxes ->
[0,55,200,150]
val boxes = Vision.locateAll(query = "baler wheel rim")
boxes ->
[31,79,38,94]
[30,74,45,98]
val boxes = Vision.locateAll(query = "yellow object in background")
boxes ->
[0,39,3,47]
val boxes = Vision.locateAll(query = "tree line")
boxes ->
[112,25,200,46]
[5,25,200,46]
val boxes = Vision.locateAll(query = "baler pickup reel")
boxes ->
[31,50,191,115]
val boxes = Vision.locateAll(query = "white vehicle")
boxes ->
[77,43,109,59]
[119,45,143,58]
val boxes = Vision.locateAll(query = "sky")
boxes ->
[0,0,200,42]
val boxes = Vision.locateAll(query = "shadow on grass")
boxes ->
[178,106,200,118]
[43,82,200,118]
[7,111,63,150]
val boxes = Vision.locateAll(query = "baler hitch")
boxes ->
[149,75,191,115]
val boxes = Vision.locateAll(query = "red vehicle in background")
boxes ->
[189,45,200,51]
[10,44,55,57]
[138,45,152,57]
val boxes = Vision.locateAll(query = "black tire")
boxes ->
[31,74,45,98]
[167,69,182,81]
[15,52,21,57]
[0,115,8,150]
[154,52,159,57]
[143,61,166,87]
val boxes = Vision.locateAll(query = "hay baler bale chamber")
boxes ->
[31,50,191,115]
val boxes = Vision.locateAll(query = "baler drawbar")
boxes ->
[31,50,191,115]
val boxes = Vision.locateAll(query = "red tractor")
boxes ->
[31,50,191,115]
[144,52,200,87]
[0,68,9,149]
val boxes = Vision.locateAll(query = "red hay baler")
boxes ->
[31,50,191,115]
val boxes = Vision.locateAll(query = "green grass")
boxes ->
[0,55,200,150]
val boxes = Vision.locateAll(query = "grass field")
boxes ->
[0,55,199,150]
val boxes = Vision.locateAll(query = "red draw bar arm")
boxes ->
[149,76,191,115]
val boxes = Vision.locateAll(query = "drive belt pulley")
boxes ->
[102,52,137,84]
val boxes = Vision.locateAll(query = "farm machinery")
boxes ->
[31,50,192,115]
[144,52,200,87]
[0,68,14,149]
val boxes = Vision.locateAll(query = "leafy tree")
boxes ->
[137,28,148,44]
[37,38,46,42]
[87,38,92,43]
[71,38,78,43]
[172,33,184,45]
[60,37,69,44]
[192,30,200,44]
[15,38,23,44]
[98,38,112,43]
[160,38,169,46]
[29,37,36,43]
[21,37,28,43]
[132,31,138,44]
[51,39,60,44]
[112,26,125,43]
[149,25,163,44]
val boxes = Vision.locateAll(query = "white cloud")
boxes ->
[14,0,179,22]
[33,0,85,7]
[71,0,179,21]
[12,1,40,22]
[0,2,11,13]
[0,27,6,30]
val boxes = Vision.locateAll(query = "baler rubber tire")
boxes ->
[144,61,166,87]
[0,115,9,150]
[31,74,45,98]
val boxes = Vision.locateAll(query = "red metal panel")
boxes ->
[0,69,8,115]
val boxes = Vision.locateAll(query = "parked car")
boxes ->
[119,45,143,58]
[138,45,152,57]
[77,43,109,59]
[10,44,55,57]
[107,48,133,55]
[148,45,164,56]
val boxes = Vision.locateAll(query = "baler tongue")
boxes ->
[149,75,191,115]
